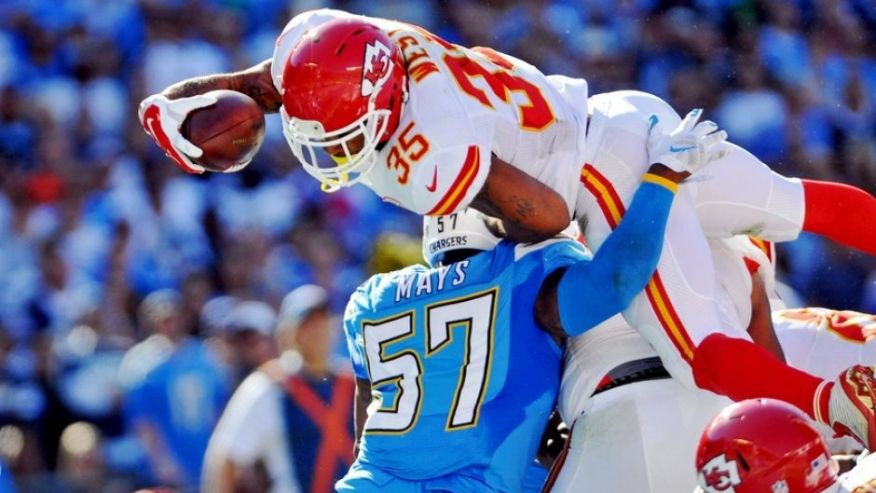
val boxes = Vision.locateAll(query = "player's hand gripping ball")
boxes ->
[140,90,265,174]
[180,90,266,173]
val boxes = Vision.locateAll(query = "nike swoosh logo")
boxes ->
[426,166,438,192]
[145,115,160,137]
[144,108,196,172]
[145,113,176,156]
[670,145,696,152]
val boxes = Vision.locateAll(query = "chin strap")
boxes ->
[320,172,350,193]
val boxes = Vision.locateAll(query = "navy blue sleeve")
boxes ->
[556,179,675,336]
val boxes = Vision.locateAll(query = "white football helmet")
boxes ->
[422,209,502,267]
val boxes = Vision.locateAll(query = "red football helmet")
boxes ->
[695,399,839,493]
[280,18,408,191]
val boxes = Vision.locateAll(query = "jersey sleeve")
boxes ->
[401,70,495,216]
[512,237,590,286]
[271,9,361,90]
[343,285,372,380]
[406,143,492,216]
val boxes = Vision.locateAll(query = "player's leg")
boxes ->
[580,90,743,387]
[579,91,876,447]
[692,140,876,254]
[546,384,651,492]
[605,190,834,415]
[800,180,876,254]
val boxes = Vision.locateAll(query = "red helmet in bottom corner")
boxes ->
[695,398,839,493]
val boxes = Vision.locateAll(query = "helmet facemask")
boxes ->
[281,95,392,192]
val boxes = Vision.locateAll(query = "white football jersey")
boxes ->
[271,9,588,215]
[709,235,779,329]
[773,307,876,380]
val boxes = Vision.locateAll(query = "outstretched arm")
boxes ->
[535,164,682,339]
[139,59,279,174]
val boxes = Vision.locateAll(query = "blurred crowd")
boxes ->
[0,0,873,491]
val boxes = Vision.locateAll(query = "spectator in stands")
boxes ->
[202,284,354,493]
[119,289,229,490]
[0,0,875,488]
[224,300,278,387]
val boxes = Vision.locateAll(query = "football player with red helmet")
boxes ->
[140,8,876,457]
[695,398,840,493]
[279,20,407,190]
[140,10,571,240]
[695,398,876,493]
[546,234,876,492]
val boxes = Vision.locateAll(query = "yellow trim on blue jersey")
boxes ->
[642,172,679,193]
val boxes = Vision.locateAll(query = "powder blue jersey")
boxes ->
[343,239,588,492]
[126,339,230,487]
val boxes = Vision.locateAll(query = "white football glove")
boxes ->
[138,93,217,174]
[647,108,729,176]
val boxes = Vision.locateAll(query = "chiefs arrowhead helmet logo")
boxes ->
[698,454,742,493]
[361,40,393,97]
[702,468,733,490]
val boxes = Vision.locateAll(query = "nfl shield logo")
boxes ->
[771,480,789,493]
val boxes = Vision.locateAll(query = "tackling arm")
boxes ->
[535,164,681,339]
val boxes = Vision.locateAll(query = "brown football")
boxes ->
[181,90,265,172]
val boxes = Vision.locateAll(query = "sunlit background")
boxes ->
[0,0,873,492]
